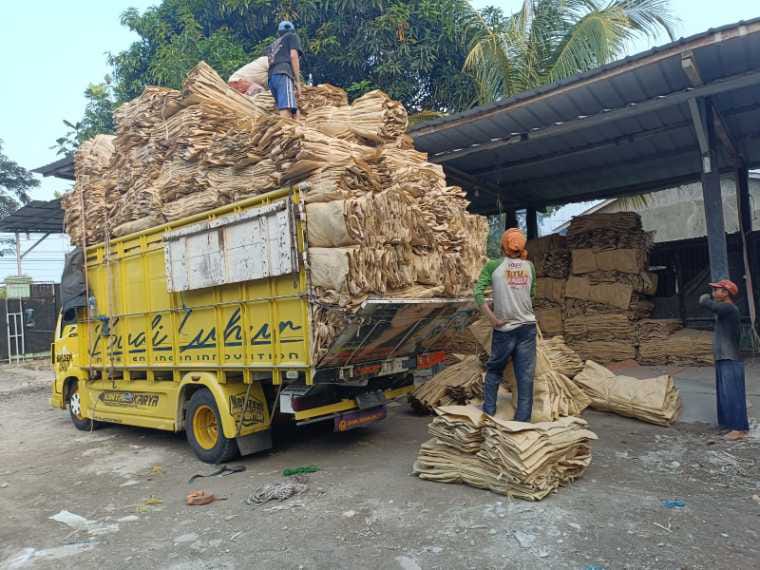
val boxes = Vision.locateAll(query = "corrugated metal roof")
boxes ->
[0,200,64,234]
[412,19,760,214]
[33,155,74,180]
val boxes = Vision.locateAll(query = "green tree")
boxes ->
[0,140,37,254]
[54,80,117,156]
[106,0,480,112]
[464,0,677,104]
[0,140,36,218]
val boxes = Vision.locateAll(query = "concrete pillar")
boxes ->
[526,208,538,239]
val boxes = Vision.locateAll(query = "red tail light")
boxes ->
[417,351,446,369]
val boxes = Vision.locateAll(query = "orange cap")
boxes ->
[500,228,528,259]
[709,279,738,297]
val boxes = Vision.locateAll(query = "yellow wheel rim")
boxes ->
[193,405,218,450]
[70,386,83,419]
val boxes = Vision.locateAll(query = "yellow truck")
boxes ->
[51,189,477,462]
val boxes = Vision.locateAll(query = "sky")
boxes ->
[0,1,155,281]
[0,0,758,279]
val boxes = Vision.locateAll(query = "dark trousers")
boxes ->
[483,323,536,421]
[715,359,750,431]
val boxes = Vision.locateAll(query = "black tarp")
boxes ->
[0,284,60,360]
[61,247,86,313]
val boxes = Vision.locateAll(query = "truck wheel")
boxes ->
[68,381,100,431]
[186,389,239,464]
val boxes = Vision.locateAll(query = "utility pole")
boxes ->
[15,232,22,276]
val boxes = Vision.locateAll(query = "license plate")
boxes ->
[356,390,386,410]
[334,406,387,432]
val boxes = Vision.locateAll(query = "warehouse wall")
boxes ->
[599,176,760,243]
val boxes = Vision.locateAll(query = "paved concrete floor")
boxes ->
[614,358,760,426]
[0,361,758,570]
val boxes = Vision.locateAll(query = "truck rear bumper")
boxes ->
[292,385,413,424]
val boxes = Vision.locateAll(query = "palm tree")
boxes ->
[465,0,678,105]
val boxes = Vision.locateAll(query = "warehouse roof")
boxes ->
[33,155,75,180]
[0,199,65,234]
[411,18,760,214]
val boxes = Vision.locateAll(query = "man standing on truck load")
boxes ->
[474,228,537,421]
[267,20,304,119]
[699,279,749,441]
[228,56,269,96]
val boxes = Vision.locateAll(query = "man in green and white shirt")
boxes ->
[473,228,537,421]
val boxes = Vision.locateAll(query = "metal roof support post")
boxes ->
[505,209,518,231]
[14,233,21,277]
[691,98,729,281]
[736,165,759,346]
[526,208,538,239]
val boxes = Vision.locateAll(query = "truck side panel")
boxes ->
[80,193,312,377]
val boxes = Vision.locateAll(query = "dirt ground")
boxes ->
[1,360,759,570]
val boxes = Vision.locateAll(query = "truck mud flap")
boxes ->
[237,429,273,456]
[315,298,479,378]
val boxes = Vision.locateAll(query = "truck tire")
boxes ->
[186,389,239,464]
[68,380,100,431]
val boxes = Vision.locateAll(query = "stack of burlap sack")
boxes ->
[62,135,116,245]
[573,360,682,426]
[409,355,484,413]
[413,405,597,501]
[414,319,590,421]
[637,319,714,365]
[528,235,570,336]
[562,213,656,362]
[63,62,488,314]
[527,214,716,366]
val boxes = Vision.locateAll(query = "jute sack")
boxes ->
[596,249,644,274]
[535,278,566,302]
[565,276,633,310]
[113,215,165,237]
[571,249,597,274]
[535,307,563,336]
[571,249,645,275]
[573,360,681,426]
[412,251,443,285]
[306,201,354,247]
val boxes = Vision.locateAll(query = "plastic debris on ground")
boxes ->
[188,464,246,483]
[282,465,320,477]
[49,510,119,536]
[245,475,309,505]
[186,490,224,506]
[661,499,686,509]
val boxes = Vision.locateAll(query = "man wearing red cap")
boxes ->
[473,228,537,421]
[699,279,749,441]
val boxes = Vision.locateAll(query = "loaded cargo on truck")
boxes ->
[51,62,488,462]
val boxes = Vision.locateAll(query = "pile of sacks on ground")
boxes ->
[411,323,684,500]
[410,321,683,427]
[412,322,596,501]
[410,321,590,422]
[413,405,597,501]
[529,212,713,365]
[62,62,489,359]
[637,319,714,366]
